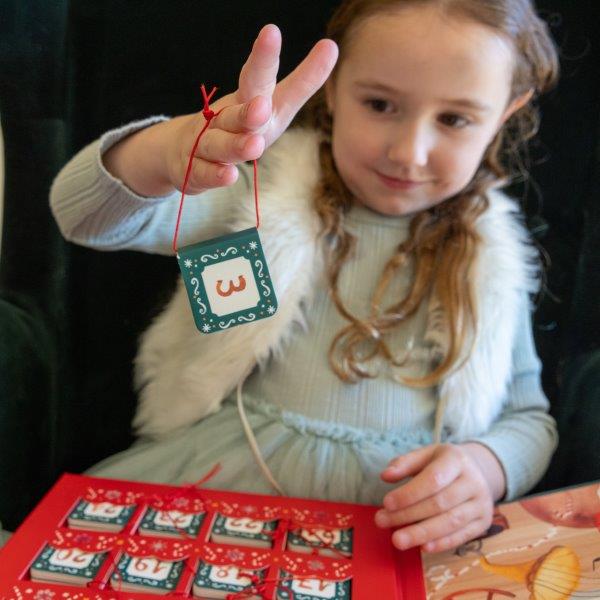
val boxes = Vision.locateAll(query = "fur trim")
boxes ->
[133,127,538,440]
[434,190,540,440]
[133,129,323,437]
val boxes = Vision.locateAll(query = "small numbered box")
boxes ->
[30,545,108,586]
[277,571,352,600]
[193,561,264,599]
[177,227,278,334]
[138,507,205,538]
[112,554,185,595]
[210,514,278,548]
[67,499,136,532]
[287,528,353,557]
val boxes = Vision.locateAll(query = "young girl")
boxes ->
[50,0,560,554]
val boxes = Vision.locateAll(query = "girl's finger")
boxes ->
[237,24,281,103]
[196,128,265,164]
[381,445,438,481]
[272,38,338,131]
[375,476,474,529]
[211,96,272,134]
[382,447,463,511]
[421,518,491,554]
[390,499,485,550]
[177,159,238,194]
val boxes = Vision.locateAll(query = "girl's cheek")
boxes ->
[444,147,482,185]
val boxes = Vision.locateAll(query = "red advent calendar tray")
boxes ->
[0,474,426,600]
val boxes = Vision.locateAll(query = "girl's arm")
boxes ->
[464,304,558,501]
[50,25,338,254]
[376,299,557,553]
[49,117,245,255]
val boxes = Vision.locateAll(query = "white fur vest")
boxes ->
[133,128,539,441]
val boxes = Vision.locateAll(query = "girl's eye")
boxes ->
[440,113,471,128]
[365,98,393,113]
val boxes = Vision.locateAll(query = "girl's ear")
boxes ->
[500,88,534,125]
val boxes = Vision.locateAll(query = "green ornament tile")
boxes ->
[210,513,278,546]
[113,554,184,591]
[32,545,107,580]
[138,507,205,537]
[68,499,136,529]
[194,561,264,596]
[277,570,352,600]
[177,228,278,334]
[287,528,353,556]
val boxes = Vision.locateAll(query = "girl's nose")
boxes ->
[386,122,431,168]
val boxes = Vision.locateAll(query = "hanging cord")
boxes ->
[237,370,286,496]
[172,84,261,254]
[170,84,278,494]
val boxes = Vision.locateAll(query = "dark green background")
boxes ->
[0,1,598,530]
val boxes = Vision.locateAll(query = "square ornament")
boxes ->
[30,545,108,586]
[193,561,265,599]
[138,507,205,538]
[112,554,185,594]
[67,499,136,532]
[287,527,353,557]
[277,571,351,600]
[177,228,278,334]
[210,514,278,548]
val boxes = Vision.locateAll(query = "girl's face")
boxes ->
[326,5,529,217]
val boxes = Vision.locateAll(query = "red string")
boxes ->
[225,571,301,600]
[299,526,348,559]
[185,462,223,488]
[264,520,347,559]
[86,551,123,597]
[172,84,260,254]
[158,463,223,539]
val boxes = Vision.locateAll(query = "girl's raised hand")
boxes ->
[165,24,338,195]
[375,443,505,553]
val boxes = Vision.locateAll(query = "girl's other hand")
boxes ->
[164,24,338,195]
[375,443,506,553]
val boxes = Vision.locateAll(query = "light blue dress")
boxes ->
[49,119,557,505]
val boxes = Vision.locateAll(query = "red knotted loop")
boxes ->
[172,84,260,254]
[200,84,219,122]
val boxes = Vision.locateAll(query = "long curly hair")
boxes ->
[298,0,559,385]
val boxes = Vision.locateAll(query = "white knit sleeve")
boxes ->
[49,116,250,255]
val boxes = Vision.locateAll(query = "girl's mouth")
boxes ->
[376,172,427,190]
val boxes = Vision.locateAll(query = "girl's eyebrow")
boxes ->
[354,80,492,113]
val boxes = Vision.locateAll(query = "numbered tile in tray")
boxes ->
[67,499,136,532]
[277,571,352,600]
[111,554,186,595]
[193,560,264,599]
[210,514,278,548]
[138,507,205,538]
[30,545,108,586]
[287,527,353,557]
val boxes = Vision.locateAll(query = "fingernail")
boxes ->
[237,136,248,151]
[216,166,227,179]
[395,532,410,549]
